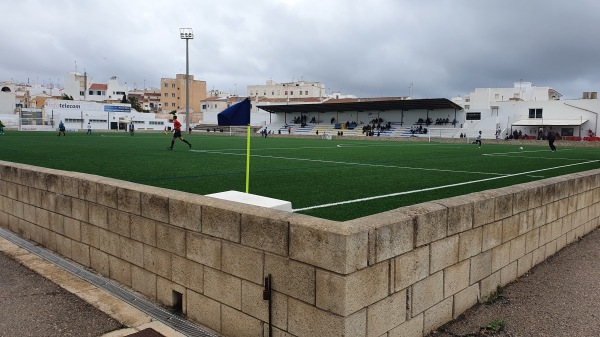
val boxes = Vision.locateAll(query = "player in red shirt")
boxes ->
[167,115,192,150]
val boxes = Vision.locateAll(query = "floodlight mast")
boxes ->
[179,28,194,133]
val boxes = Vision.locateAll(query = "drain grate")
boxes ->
[0,228,218,337]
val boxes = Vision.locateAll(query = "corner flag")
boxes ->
[217,97,253,193]
[217,98,251,126]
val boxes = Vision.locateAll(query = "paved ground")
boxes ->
[0,235,187,337]
[0,251,123,336]
[428,227,600,337]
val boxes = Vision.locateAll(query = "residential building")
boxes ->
[248,80,327,101]
[160,74,206,113]
[64,73,127,103]
[63,72,88,100]
[128,88,162,112]
[453,81,561,110]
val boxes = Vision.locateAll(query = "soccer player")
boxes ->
[58,120,66,136]
[547,127,557,152]
[167,115,192,150]
[87,122,92,135]
[475,130,482,147]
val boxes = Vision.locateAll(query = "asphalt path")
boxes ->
[0,251,123,337]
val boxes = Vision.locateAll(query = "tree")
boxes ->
[127,96,143,112]
[61,94,74,100]
[121,94,127,103]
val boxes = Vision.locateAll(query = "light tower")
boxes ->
[179,28,194,132]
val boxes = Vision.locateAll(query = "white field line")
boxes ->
[191,149,509,176]
[483,149,589,161]
[293,159,599,212]
[207,143,440,152]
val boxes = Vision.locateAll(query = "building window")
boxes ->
[285,91,288,95]
[164,83,168,88]
[290,91,294,95]
[465,105,470,110]
[164,93,168,97]
[529,108,543,118]
[80,91,84,96]
[96,91,101,95]
[172,84,176,88]
[305,91,308,95]
[561,128,574,137]
[466,112,481,120]
[271,91,274,96]
[494,94,499,99]
[172,93,175,98]
[89,90,93,95]
[299,91,302,95]
[172,103,175,107]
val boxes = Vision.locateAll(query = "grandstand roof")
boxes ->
[256,98,463,114]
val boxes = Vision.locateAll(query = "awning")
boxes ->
[512,119,588,126]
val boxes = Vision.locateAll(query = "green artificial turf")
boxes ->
[1,130,598,221]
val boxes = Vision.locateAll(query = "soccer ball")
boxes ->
[519,147,523,150]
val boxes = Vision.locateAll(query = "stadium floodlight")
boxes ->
[179,28,194,133]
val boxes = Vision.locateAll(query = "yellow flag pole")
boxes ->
[245,124,251,193]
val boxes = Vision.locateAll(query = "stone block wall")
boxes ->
[1,160,599,337]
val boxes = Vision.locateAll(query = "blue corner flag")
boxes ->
[217,98,251,126]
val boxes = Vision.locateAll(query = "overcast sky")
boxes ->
[1,0,599,100]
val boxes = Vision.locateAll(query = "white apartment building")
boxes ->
[248,80,326,100]
[454,81,561,110]
[63,73,127,102]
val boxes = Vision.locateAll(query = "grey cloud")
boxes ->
[1,0,599,99]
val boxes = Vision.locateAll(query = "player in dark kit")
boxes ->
[167,115,192,150]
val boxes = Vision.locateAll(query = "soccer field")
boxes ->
[1,131,598,221]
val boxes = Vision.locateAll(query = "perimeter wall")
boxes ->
[0,160,599,337]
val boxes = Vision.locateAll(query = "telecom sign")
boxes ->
[104,105,131,112]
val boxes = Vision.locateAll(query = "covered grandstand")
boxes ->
[256,98,465,138]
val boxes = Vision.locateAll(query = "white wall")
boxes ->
[464,98,600,138]
[63,72,86,100]
[0,92,15,114]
